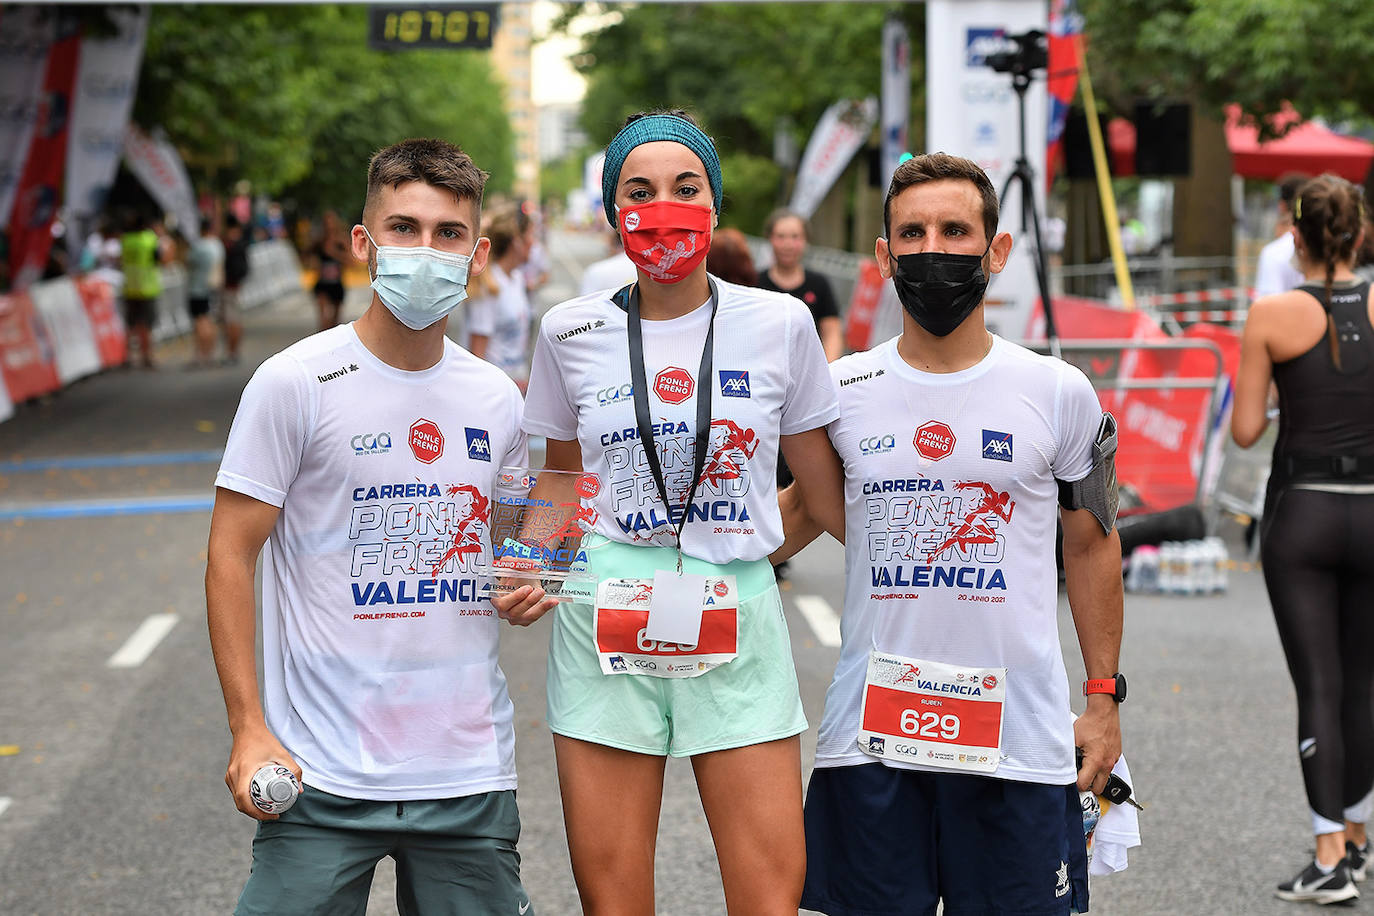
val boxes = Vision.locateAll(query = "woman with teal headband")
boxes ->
[499,110,846,913]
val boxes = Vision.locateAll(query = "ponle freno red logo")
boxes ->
[576,474,600,498]
[409,418,444,464]
[914,421,956,461]
[982,674,998,690]
[654,367,694,404]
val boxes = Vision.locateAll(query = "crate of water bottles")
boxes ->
[1125,537,1230,595]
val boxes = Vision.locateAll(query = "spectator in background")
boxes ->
[1356,192,1374,283]
[757,208,843,362]
[121,211,164,369]
[706,226,759,287]
[311,210,350,331]
[1255,173,1310,299]
[221,215,250,366]
[578,225,636,296]
[521,204,551,295]
[186,217,225,369]
[466,205,533,390]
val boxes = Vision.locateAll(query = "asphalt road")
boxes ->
[0,229,1350,915]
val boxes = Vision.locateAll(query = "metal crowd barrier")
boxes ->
[1024,337,1228,511]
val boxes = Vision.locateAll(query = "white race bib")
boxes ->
[593,576,738,678]
[857,651,1007,774]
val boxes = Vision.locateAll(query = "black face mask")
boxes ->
[889,246,990,337]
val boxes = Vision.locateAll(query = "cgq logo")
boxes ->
[859,434,895,455]
[351,432,393,455]
[597,383,633,407]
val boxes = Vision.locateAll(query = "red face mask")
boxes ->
[618,200,713,284]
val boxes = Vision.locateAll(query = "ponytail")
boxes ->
[1294,175,1365,372]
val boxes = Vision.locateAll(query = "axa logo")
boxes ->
[859,433,895,455]
[981,429,1013,462]
[719,370,750,398]
[351,432,392,455]
[597,382,634,407]
[465,427,492,462]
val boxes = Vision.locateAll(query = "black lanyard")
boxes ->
[625,279,719,572]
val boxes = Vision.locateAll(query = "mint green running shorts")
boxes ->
[546,535,807,757]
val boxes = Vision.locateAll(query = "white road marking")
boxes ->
[794,594,842,648]
[107,614,180,668]
[0,797,11,819]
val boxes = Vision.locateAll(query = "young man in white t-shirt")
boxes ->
[206,139,536,915]
[778,153,1125,916]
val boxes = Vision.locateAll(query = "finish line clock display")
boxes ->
[368,4,500,51]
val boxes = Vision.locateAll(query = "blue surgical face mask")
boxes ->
[362,226,482,331]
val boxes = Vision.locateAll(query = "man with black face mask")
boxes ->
[776,153,1125,916]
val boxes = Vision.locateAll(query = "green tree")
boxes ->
[562,3,924,236]
[1079,0,1374,135]
[135,5,514,212]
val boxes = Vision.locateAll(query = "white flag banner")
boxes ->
[66,6,148,250]
[123,124,200,241]
[0,8,56,230]
[788,97,878,220]
[926,0,1048,339]
[880,17,911,190]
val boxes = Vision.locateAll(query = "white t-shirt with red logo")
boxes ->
[522,278,839,564]
[814,334,1102,785]
[215,323,528,801]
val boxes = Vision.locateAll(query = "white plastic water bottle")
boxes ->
[1206,536,1230,593]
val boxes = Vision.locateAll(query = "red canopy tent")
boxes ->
[1108,104,1374,183]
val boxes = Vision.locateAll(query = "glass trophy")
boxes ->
[487,467,600,602]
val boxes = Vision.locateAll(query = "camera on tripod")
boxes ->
[984,29,1047,78]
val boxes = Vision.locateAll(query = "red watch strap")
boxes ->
[1084,678,1116,696]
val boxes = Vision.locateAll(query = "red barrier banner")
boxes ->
[75,275,126,368]
[0,289,60,402]
[844,260,885,352]
[1034,296,1224,512]
[7,14,80,289]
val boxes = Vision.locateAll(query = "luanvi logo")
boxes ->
[317,363,360,384]
[557,319,607,342]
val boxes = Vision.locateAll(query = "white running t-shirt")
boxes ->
[814,335,1102,785]
[215,324,528,801]
[522,278,839,563]
[466,263,532,382]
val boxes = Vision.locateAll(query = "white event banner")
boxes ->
[0,8,55,231]
[65,6,149,251]
[926,0,1049,339]
[123,124,200,241]
[789,97,878,221]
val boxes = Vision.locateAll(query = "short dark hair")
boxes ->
[705,227,758,286]
[364,138,488,223]
[883,153,999,242]
[1277,172,1309,210]
[763,208,808,240]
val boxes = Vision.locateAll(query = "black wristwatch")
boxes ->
[1083,673,1127,703]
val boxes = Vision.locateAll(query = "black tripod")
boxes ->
[998,67,1062,359]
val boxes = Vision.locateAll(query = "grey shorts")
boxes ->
[234,786,533,916]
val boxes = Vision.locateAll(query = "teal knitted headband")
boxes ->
[602,114,722,226]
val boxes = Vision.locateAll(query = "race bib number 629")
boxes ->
[857,652,1006,774]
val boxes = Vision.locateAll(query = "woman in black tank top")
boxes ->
[1234,174,1374,903]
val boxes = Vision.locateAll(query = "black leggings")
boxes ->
[1262,487,1374,829]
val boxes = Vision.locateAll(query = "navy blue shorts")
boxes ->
[801,763,1089,916]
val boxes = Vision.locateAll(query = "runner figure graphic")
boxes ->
[430,484,490,578]
[925,481,1015,563]
[640,233,698,282]
[701,419,759,488]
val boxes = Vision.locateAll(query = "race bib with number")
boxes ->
[857,651,1007,774]
[594,576,738,678]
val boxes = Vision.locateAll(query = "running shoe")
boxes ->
[1276,859,1359,905]
[1347,840,1369,882]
